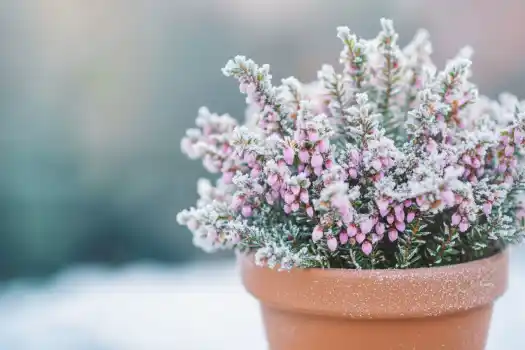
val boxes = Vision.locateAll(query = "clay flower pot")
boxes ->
[240,251,508,350]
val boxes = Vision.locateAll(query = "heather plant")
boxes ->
[177,18,525,270]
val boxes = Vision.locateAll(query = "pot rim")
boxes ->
[239,250,509,319]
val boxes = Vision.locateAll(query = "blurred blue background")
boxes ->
[0,1,524,349]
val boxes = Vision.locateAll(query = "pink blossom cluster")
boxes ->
[177,19,525,268]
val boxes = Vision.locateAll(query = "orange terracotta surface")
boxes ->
[239,251,508,350]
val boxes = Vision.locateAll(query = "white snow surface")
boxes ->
[0,251,524,350]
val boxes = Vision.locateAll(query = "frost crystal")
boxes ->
[178,19,525,270]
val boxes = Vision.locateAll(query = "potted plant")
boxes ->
[177,18,524,350]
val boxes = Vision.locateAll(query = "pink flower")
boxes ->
[339,232,349,245]
[451,213,461,226]
[317,139,329,153]
[441,190,455,206]
[283,204,291,214]
[360,217,375,234]
[312,225,324,242]
[505,145,515,157]
[299,150,310,163]
[388,229,398,242]
[462,154,472,165]
[362,241,373,256]
[347,224,358,237]
[306,206,314,217]
[242,205,253,217]
[284,192,296,204]
[394,206,405,222]
[459,220,469,233]
[222,171,234,184]
[283,146,295,165]
[308,131,319,142]
[300,190,309,204]
[311,153,324,168]
[406,211,415,223]
[375,222,385,236]
[267,173,278,186]
[348,168,358,179]
[395,221,405,232]
[387,215,394,225]
[376,198,389,216]
[327,237,338,251]
[356,232,366,244]
[291,202,300,212]
[231,195,244,210]
[290,185,300,196]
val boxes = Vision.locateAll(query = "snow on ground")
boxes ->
[0,250,523,350]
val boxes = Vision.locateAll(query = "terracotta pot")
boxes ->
[239,251,508,350]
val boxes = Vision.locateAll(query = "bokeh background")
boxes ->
[0,1,524,349]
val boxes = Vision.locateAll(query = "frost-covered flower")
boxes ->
[178,18,525,270]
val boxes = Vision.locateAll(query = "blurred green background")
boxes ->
[0,0,524,279]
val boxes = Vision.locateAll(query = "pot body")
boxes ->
[240,252,508,350]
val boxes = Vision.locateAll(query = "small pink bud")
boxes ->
[339,232,349,245]
[222,171,234,184]
[394,205,405,221]
[268,173,278,186]
[327,237,338,251]
[317,139,329,153]
[347,224,358,237]
[300,190,309,203]
[362,241,373,256]
[395,221,405,232]
[388,229,398,242]
[462,154,472,165]
[441,190,455,206]
[375,222,385,236]
[505,145,515,157]
[376,199,389,216]
[231,195,244,210]
[242,205,253,217]
[283,146,294,165]
[387,215,394,225]
[308,131,319,142]
[360,217,375,234]
[311,153,323,168]
[404,200,413,207]
[459,220,469,233]
[406,211,416,223]
[284,192,296,204]
[299,150,310,163]
[371,234,381,243]
[356,232,366,244]
[291,202,300,212]
[349,168,358,179]
[471,157,481,169]
[451,212,461,226]
[291,185,300,196]
[306,206,314,217]
[283,204,291,214]
[312,226,324,242]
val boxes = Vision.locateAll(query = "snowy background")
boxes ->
[0,248,523,350]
